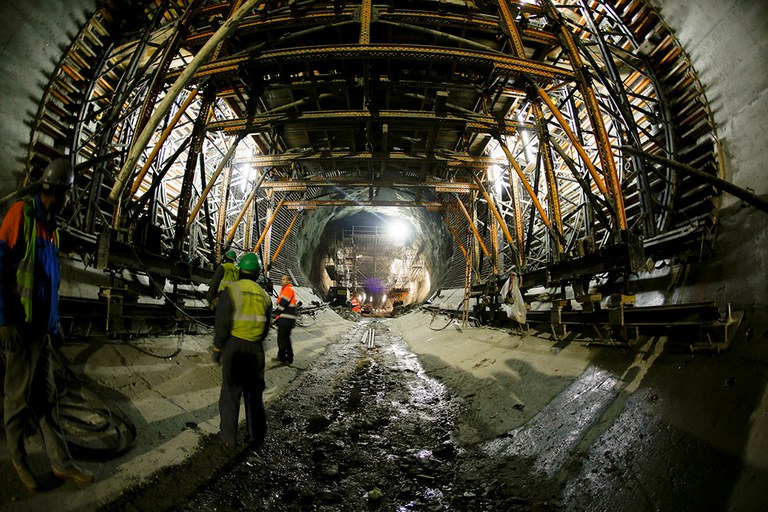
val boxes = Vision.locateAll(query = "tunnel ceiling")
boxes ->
[24,0,721,294]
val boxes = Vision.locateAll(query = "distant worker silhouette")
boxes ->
[274,274,297,365]
[206,249,239,309]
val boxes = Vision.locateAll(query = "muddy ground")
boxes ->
[4,307,766,511]
[98,320,564,511]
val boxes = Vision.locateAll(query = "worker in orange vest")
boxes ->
[274,274,297,364]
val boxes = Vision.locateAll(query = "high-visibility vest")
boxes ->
[17,198,59,322]
[218,262,239,292]
[276,283,297,326]
[229,280,270,341]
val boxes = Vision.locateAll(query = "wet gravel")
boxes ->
[101,320,562,511]
[186,319,472,511]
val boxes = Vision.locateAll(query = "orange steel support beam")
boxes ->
[541,1,627,230]
[532,85,609,198]
[444,214,470,263]
[508,161,525,268]
[498,0,527,58]
[110,0,262,203]
[252,196,286,253]
[496,139,552,229]
[186,137,241,227]
[360,0,372,45]
[270,211,299,265]
[225,170,269,246]
[471,173,518,259]
[533,101,565,254]
[169,45,574,83]
[455,196,491,260]
[129,88,200,196]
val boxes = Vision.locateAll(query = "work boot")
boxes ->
[12,459,38,491]
[53,463,94,485]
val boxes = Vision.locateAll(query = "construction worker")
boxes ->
[0,159,93,491]
[206,249,239,309]
[211,252,272,446]
[274,274,297,365]
[351,295,361,313]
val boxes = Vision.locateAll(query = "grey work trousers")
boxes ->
[3,332,71,466]
[218,338,266,445]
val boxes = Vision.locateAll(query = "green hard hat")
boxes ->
[238,252,261,273]
[224,250,237,261]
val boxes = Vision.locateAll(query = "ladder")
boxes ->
[462,252,473,328]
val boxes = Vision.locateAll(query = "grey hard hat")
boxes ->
[41,159,74,190]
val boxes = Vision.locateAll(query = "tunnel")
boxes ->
[0,0,767,510]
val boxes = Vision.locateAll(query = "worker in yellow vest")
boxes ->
[206,249,239,309]
[210,252,272,446]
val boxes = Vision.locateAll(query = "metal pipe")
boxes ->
[252,197,286,253]
[620,146,768,214]
[110,0,263,203]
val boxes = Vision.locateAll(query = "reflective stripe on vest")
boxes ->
[218,262,240,292]
[276,284,297,323]
[17,199,58,322]
[229,280,269,341]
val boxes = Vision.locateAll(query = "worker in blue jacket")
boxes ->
[0,159,93,491]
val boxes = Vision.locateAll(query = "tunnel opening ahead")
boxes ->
[294,192,454,316]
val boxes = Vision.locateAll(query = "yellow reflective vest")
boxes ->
[218,262,240,292]
[228,280,270,341]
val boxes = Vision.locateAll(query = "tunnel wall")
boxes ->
[0,0,98,199]
[646,0,768,314]
[650,0,768,207]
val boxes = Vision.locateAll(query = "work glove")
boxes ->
[0,325,22,352]
[210,346,222,364]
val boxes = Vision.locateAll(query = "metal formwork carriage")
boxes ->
[25,0,719,294]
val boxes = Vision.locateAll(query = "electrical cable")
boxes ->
[429,311,456,331]
[127,244,214,331]
[52,348,138,460]
[119,331,185,359]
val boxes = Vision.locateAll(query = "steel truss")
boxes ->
[24,0,721,293]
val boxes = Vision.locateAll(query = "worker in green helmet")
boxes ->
[210,252,272,446]
[206,249,240,309]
